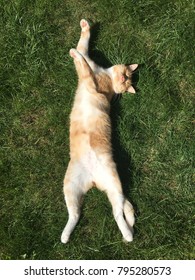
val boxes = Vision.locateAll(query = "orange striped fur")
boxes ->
[61,19,138,243]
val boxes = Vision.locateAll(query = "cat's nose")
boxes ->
[120,75,125,83]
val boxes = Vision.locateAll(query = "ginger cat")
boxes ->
[61,19,138,244]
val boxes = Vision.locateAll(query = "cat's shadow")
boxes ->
[88,22,112,68]
[88,21,137,201]
[110,103,134,200]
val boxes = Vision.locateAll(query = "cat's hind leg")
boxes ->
[95,165,134,242]
[107,189,134,242]
[61,161,91,244]
[61,181,83,244]
[124,199,135,232]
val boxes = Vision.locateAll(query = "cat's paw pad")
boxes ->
[80,19,90,32]
[69,48,81,60]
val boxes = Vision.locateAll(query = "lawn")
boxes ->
[0,0,194,260]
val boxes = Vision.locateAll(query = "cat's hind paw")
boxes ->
[123,232,133,243]
[80,19,90,32]
[61,231,70,244]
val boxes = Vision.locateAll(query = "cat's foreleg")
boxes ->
[77,19,97,71]
[69,48,92,77]
[77,19,90,56]
[69,48,96,86]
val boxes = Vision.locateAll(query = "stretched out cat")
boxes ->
[61,19,138,243]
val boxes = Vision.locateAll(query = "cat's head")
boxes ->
[111,64,138,94]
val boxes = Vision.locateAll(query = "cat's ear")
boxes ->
[128,64,138,72]
[127,85,136,94]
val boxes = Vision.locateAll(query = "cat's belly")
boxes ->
[81,149,98,174]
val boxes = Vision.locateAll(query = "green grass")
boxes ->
[0,0,194,260]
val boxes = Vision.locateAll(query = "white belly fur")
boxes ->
[81,149,98,175]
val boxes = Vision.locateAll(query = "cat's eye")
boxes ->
[123,74,129,81]
[125,71,131,78]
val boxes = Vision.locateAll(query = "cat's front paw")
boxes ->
[69,48,82,61]
[80,19,90,32]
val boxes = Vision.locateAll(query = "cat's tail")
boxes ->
[124,199,135,232]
